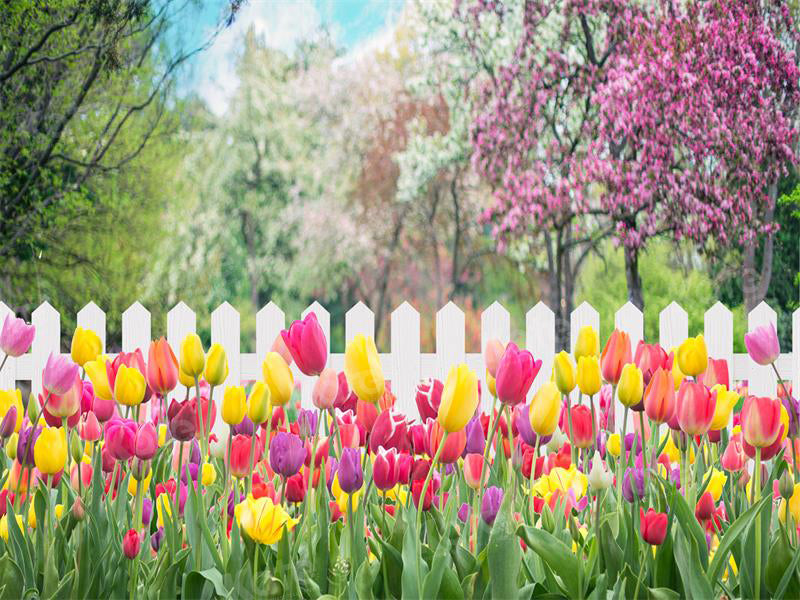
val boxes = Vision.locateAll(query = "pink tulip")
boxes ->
[741,395,782,448]
[373,447,398,491]
[281,313,328,376]
[484,338,505,378]
[495,343,541,406]
[106,418,137,461]
[720,433,745,471]
[643,367,675,424]
[699,357,729,390]
[47,374,82,419]
[70,462,93,490]
[135,422,158,460]
[271,334,294,366]
[675,381,716,436]
[0,315,35,358]
[634,341,670,385]
[744,323,780,366]
[122,529,141,560]
[369,409,409,454]
[79,411,102,442]
[42,353,79,396]
[312,368,338,410]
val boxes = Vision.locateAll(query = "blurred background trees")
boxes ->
[2,0,799,353]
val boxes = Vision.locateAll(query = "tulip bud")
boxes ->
[677,335,708,377]
[744,323,780,367]
[114,364,146,407]
[201,462,217,486]
[574,326,599,360]
[344,334,384,404]
[26,394,38,423]
[577,356,602,397]
[247,381,271,425]
[588,452,613,490]
[71,326,102,367]
[618,363,644,409]
[72,496,85,521]
[122,529,141,560]
[221,386,246,426]
[312,368,338,410]
[179,333,205,379]
[69,430,83,464]
[639,507,667,545]
[481,486,503,525]
[204,343,229,386]
[0,405,16,439]
[5,432,17,459]
[464,453,486,490]
[437,364,479,434]
[540,503,556,533]
[484,338,505,378]
[553,351,576,395]
[262,352,294,407]
[779,471,794,500]
[529,382,561,437]
[601,330,632,384]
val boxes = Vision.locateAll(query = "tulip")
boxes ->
[623,467,645,502]
[481,486,503,525]
[70,327,102,367]
[312,368,338,410]
[574,325,599,360]
[85,358,113,402]
[114,364,146,407]
[179,333,205,378]
[204,343,229,386]
[553,351,575,395]
[587,452,613,489]
[744,323,780,366]
[122,529,141,560]
[618,363,644,409]
[281,313,328,376]
[0,315,35,358]
[106,419,136,460]
[699,357,729,390]
[601,330,632,384]
[675,381,716,436]
[464,453,486,490]
[677,335,708,377]
[639,508,667,545]
[146,338,178,396]
[344,334,384,404]
[43,353,79,397]
[369,409,409,454]
[415,378,443,422]
[577,356,601,397]
[633,341,670,386]
[168,399,197,442]
[720,433,745,471]
[643,367,675,424]
[269,432,305,478]
[373,447,398,491]
[484,338,505,378]
[569,405,594,449]
[247,381,271,425]
[0,406,16,439]
[230,434,256,478]
[285,473,306,503]
[465,415,486,454]
[411,479,433,511]
[16,424,40,467]
[262,352,293,407]
[709,385,738,431]
[426,419,466,464]
[34,426,66,475]
[0,389,23,434]
[338,447,363,493]
[135,422,158,460]
[221,386,247,426]
[201,462,217,486]
[495,343,541,406]
[486,372,496,398]
[437,364,479,433]
[778,483,800,525]
[606,433,621,457]
[741,395,782,448]
[529,382,561,437]
[297,408,318,440]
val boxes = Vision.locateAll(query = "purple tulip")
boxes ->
[0,406,16,438]
[17,424,41,467]
[106,418,136,461]
[297,409,318,439]
[269,432,305,478]
[458,502,470,523]
[622,467,645,503]
[231,415,254,437]
[141,497,153,526]
[338,447,363,494]
[481,486,503,525]
[0,315,35,358]
[464,417,485,455]
[181,463,199,486]
[188,439,201,465]
[781,395,799,437]
[326,457,339,493]
[43,352,79,396]
[624,433,641,455]
[151,527,165,552]
[134,422,158,460]
[227,488,244,519]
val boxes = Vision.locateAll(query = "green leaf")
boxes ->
[516,525,580,599]
[672,530,713,600]
[487,497,521,600]
[422,500,455,599]
[401,505,428,599]
[0,555,23,599]
[646,587,681,600]
[663,483,708,571]
[774,532,800,600]
[355,558,380,600]
[707,494,770,585]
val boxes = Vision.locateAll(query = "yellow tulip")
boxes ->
[114,364,146,407]
[178,367,195,388]
[158,424,167,447]
[677,335,708,377]
[262,352,294,407]
[204,343,229,386]
[778,483,800,524]
[576,356,601,396]
[553,351,576,394]
[710,385,738,431]
[703,469,727,502]
[27,504,37,529]
[180,333,205,378]
[128,470,152,496]
[669,347,685,390]
[607,433,622,457]
[235,494,299,544]
[248,381,271,425]
[574,325,599,360]
[618,363,643,408]
[437,364,479,433]
[531,466,588,502]
[6,432,18,459]
[0,515,22,541]
[222,385,247,426]
[486,371,497,398]
[202,462,217,486]
[34,426,67,475]
[529,382,561,437]
[0,389,23,433]
[780,403,790,443]
[344,334,385,403]
[70,326,102,367]
[331,472,364,514]
[156,493,172,528]
[85,358,112,401]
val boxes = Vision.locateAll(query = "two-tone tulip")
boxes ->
[43,353,79,397]
[741,395,782,448]
[699,357,729,390]
[484,338,505,379]
[643,367,675,424]
[675,381,716,436]
[633,341,670,385]
[426,419,466,463]
[146,338,178,396]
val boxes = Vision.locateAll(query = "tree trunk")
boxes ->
[623,244,644,311]
[742,183,777,313]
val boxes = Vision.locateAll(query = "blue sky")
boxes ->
[184,0,403,114]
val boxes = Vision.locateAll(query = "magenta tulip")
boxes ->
[495,343,541,406]
[280,313,328,376]
[135,422,158,460]
[106,418,137,461]
[415,378,443,421]
[373,447,398,491]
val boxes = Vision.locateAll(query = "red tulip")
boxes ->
[675,381,716,436]
[425,419,466,464]
[600,330,632,384]
[695,491,715,521]
[643,367,675,424]
[411,479,433,511]
[415,379,443,422]
[395,452,413,484]
[373,447,398,491]
[639,507,667,545]
[369,409,409,454]
[230,434,256,479]
[285,473,306,503]
[569,404,594,449]
[741,395,782,448]
[122,529,141,559]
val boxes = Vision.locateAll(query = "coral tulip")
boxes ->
[262,352,293,407]
[640,508,667,545]
[204,343,229,386]
[437,364,479,433]
[496,343,541,406]
[677,335,708,377]
[699,357,729,390]
[529,382,561,437]
[344,334,384,404]
[0,315,35,358]
[281,313,328,376]
[70,326,102,367]
[146,338,178,396]
[643,367,675,424]
[569,404,594,449]
[675,381,716,436]
[744,323,780,366]
[464,453,486,490]
[601,330,632,384]
[312,367,337,410]
[426,419,466,464]
[741,395,782,448]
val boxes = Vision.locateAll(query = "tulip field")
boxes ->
[0,302,799,600]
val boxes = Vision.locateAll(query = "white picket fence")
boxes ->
[1,299,799,434]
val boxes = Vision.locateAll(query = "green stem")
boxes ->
[566,394,576,465]
[246,431,257,496]
[476,402,502,535]
[416,431,448,598]
[633,546,646,600]
[174,442,184,541]
[754,447,762,600]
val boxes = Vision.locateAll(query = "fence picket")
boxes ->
[615,302,643,352]
[122,302,151,357]
[793,308,799,402]
[300,302,330,408]
[77,301,106,353]
[704,302,733,375]
[391,302,420,417]
[256,302,285,369]
[211,302,240,437]
[659,302,688,351]
[0,302,16,388]
[480,301,510,408]
[167,302,196,402]
[436,301,465,384]
[31,302,60,398]
[748,302,777,396]
[526,302,555,399]
[345,302,375,345]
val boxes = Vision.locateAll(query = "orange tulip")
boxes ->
[147,338,178,396]
[643,367,675,424]
[600,330,631,384]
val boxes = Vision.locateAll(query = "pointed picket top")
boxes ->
[0,302,15,388]
[526,301,555,395]
[211,302,240,387]
[302,302,330,353]
[256,301,285,361]
[748,301,778,396]
[391,301,420,417]
[659,301,688,351]
[345,302,375,344]
[704,302,733,365]
[614,302,644,351]
[122,302,151,355]
[570,302,600,354]
[167,301,196,402]
[436,301,465,380]
[31,301,60,397]
[77,301,106,353]
[793,307,800,403]
[481,301,511,353]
